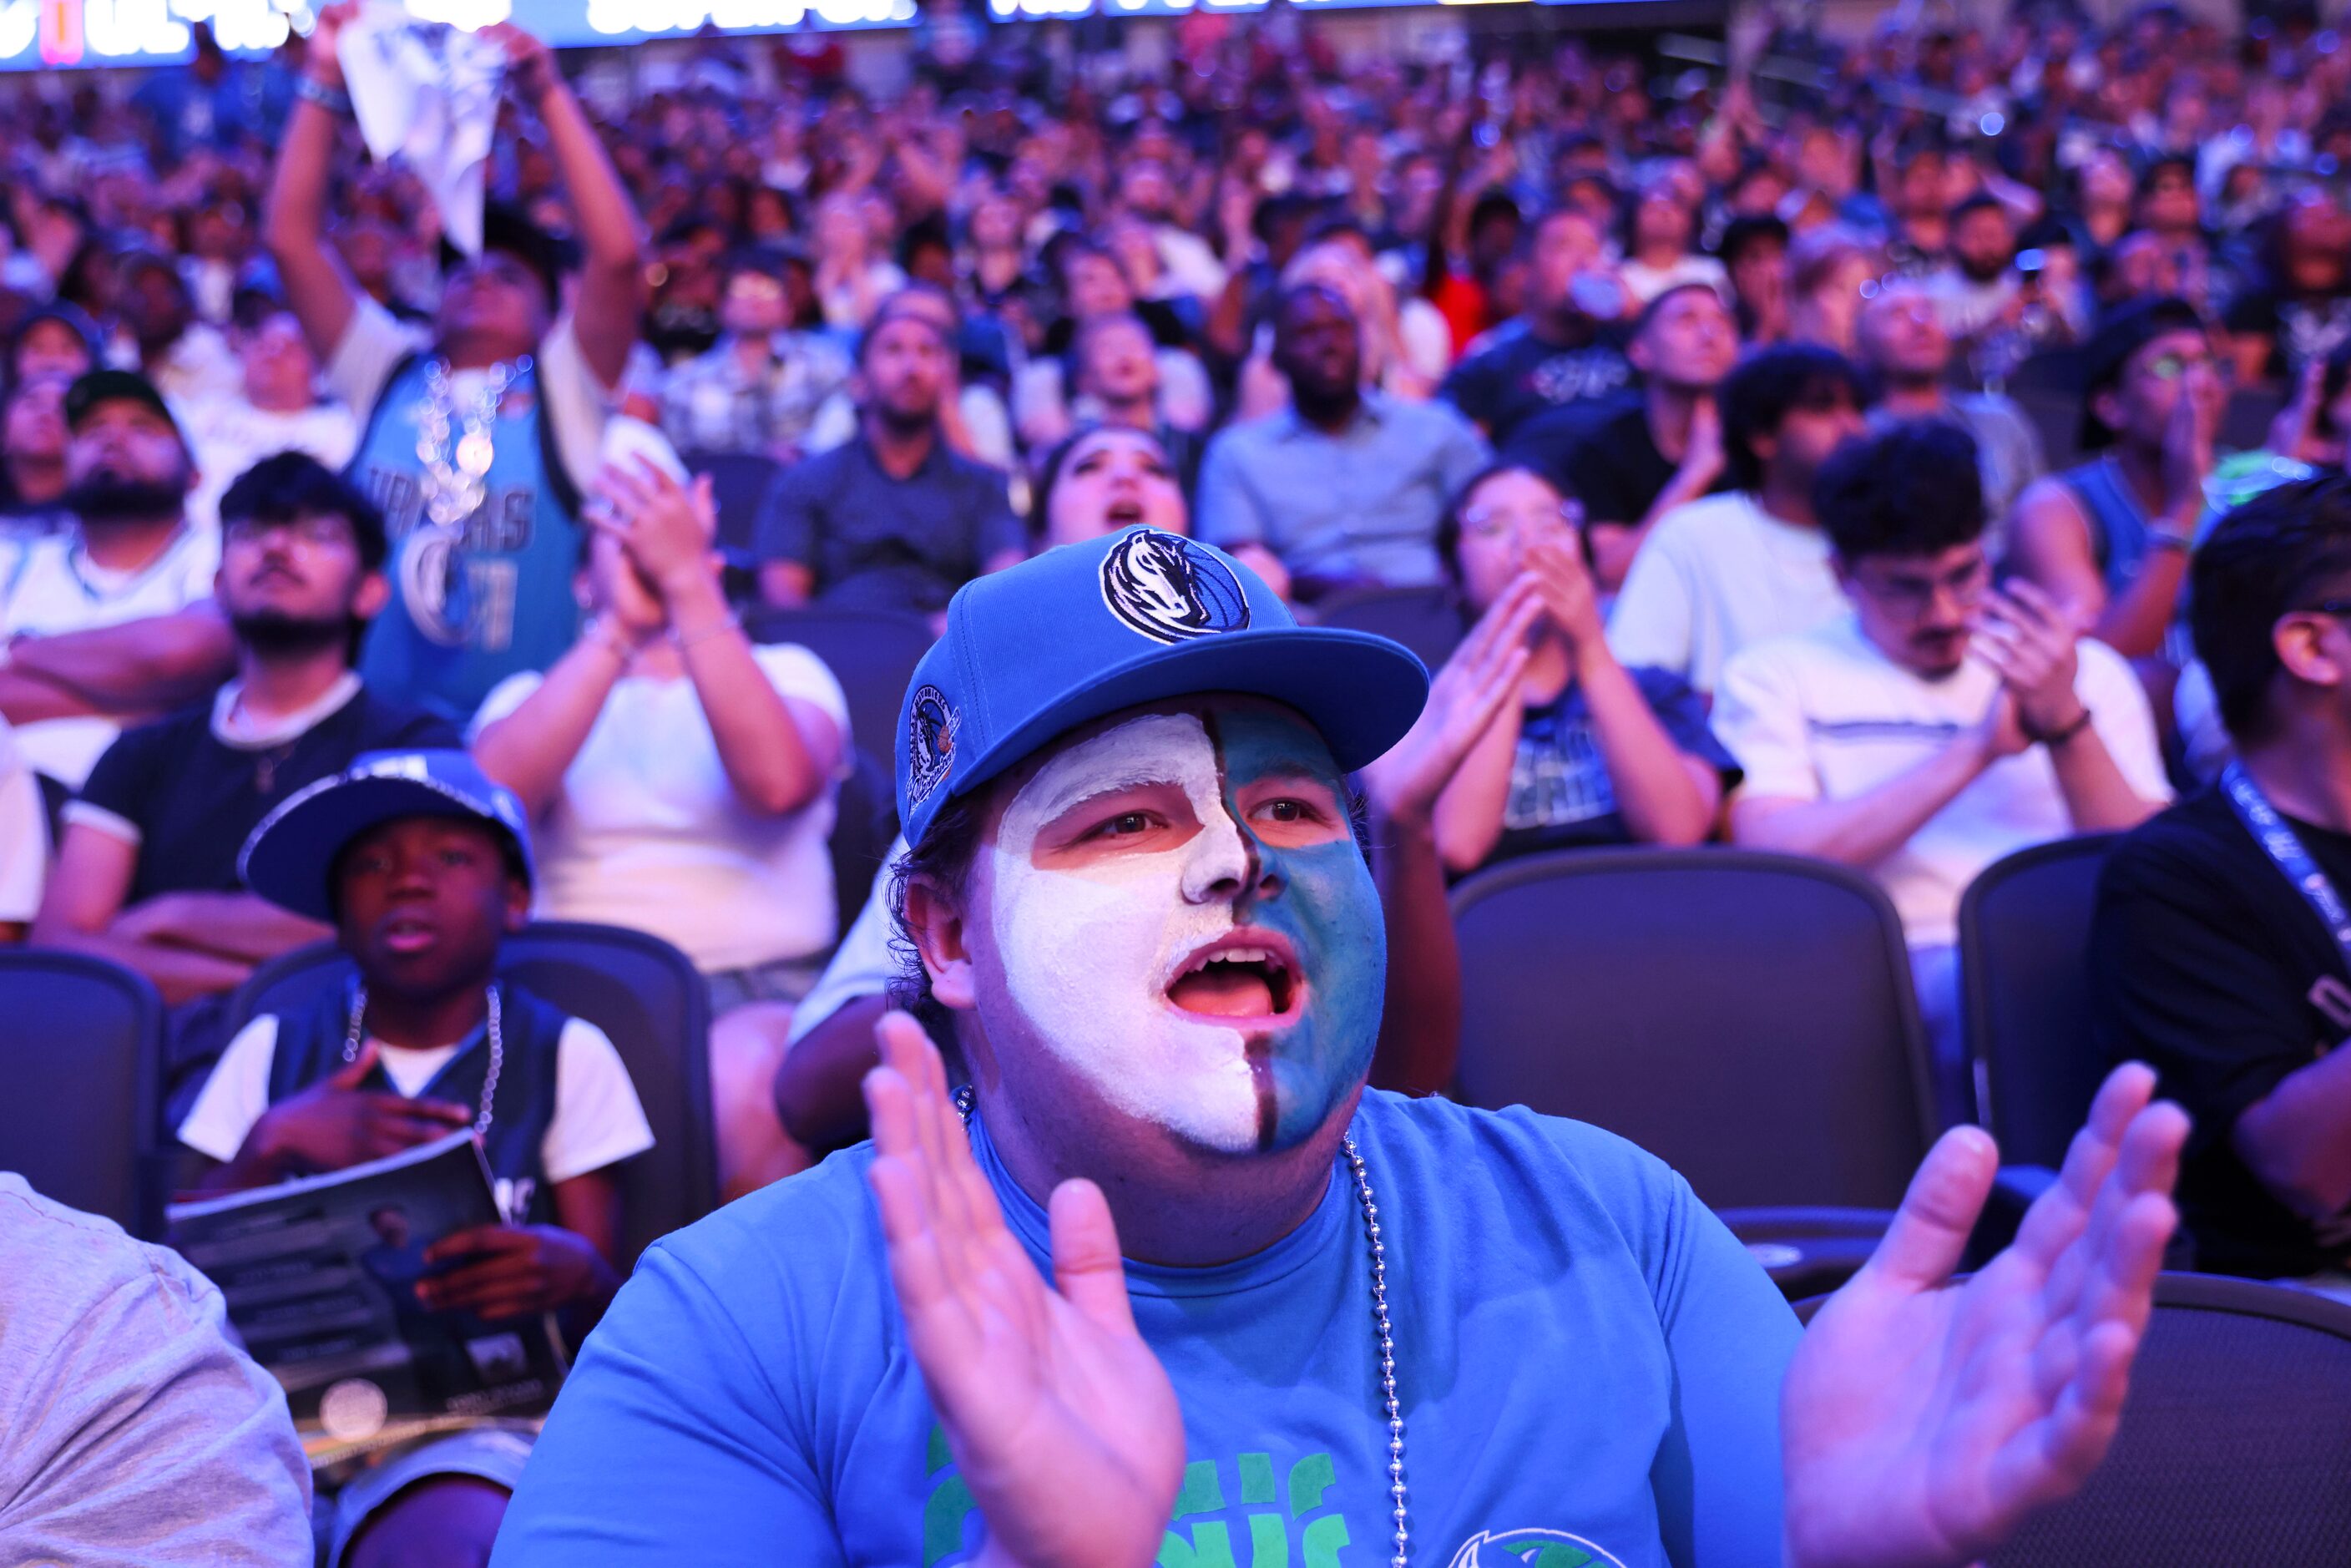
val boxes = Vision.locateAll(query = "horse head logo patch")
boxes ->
[1100,529,1251,645]
[906,684,959,806]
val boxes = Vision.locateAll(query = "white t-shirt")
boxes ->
[786,833,908,1046]
[472,644,852,974]
[1617,255,1731,307]
[0,716,46,922]
[0,527,222,787]
[179,1013,655,1216]
[1713,615,2172,948]
[180,399,360,533]
[1605,493,1851,699]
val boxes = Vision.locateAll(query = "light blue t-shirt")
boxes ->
[493,1091,1798,1568]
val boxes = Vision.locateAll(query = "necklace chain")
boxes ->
[342,983,504,1142]
[949,1086,1406,1561]
[417,356,529,529]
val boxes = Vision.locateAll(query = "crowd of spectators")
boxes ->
[8,0,2351,1555]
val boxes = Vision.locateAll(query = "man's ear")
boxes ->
[2275,614,2349,690]
[2090,386,2123,437]
[902,876,978,1011]
[1627,333,1654,375]
[352,570,391,624]
[503,876,532,933]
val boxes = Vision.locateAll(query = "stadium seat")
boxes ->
[1982,1274,2351,1563]
[829,746,899,943]
[222,923,716,1270]
[1450,848,1937,1296]
[681,449,782,570]
[0,949,163,1236]
[1312,584,1463,675]
[748,604,937,769]
[1959,835,2120,1215]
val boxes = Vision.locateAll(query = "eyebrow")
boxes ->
[1029,767,1193,827]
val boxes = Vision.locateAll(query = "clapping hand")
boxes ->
[1782,1065,2187,1568]
[1358,574,1540,825]
[1524,536,1607,669]
[863,1014,1182,1568]
[1972,581,2085,744]
[589,459,721,607]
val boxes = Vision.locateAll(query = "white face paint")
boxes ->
[987,711,1262,1151]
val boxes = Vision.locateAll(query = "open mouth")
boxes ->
[1164,932,1303,1023]
[380,915,439,955]
[1105,497,1145,524]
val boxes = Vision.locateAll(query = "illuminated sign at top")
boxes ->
[0,0,914,69]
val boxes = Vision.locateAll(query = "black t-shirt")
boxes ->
[75,685,459,906]
[2222,286,2351,382]
[1484,666,1742,868]
[1504,393,1726,532]
[1440,320,1634,446]
[2088,785,2351,1279]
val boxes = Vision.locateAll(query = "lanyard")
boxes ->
[2222,761,2351,969]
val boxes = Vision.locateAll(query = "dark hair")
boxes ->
[857,283,960,365]
[1027,422,1172,540]
[1631,279,1729,343]
[218,452,388,572]
[2318,338,2351,439]
[1721,344,1866,490]
[1949,191,2010,227]
[887,788,988,1060]
[1814,420,1986,564]
[2192,474,2351,738]
[1433,461,1585,587]
[1716,214,1791,269]
[2135,152,2198,203]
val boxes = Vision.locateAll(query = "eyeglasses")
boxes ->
[1854,554,1992,618]
[2141,352,2235,387]
[1459,500,1584,539]
[224,515,352,550]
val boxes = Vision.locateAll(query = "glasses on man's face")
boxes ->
[1857,553,1992,618]
[1459,500,1584,540]
[2141,350,2234,387]
[225,515,351,552]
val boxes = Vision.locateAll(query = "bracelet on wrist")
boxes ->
[295,76,354,117]
[2023,706,2095,746]
[671,612,744,653]
[2147,524,2197,553]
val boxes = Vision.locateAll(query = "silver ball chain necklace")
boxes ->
[342,984,505,1141]
[953,1085,1408,1565]
[417,356,531,529]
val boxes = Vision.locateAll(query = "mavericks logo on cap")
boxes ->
[906,684,960,806]
[1100,529,1251,645]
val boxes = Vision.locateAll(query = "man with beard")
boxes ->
[0,370,235,791]
[1197,283,1489,604]
[33,453,455,1010]
[1718,422,2167,1120]
[496,525,2187,1568]
[755,286,1024,617]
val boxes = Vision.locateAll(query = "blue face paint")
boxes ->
[1203,707,1386,1150]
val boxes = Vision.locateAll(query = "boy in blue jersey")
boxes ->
[494,531,2188,1568]
[264,6,645,723]
[180,749,653,1566]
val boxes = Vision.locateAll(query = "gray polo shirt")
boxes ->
[1196,390,1491,591]
[751,432,1024,615]
[0,1175,311,1562]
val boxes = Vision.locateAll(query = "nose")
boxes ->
[1181,800,1285,911]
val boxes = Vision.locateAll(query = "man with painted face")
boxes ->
[495,529,2188,1568]
[265,4,645,723]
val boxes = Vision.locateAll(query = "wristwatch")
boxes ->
[2146,522,2197,552]
[295,76,354,118]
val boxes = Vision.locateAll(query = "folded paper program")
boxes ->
[339,3,506,256]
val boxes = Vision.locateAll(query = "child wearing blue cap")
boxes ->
[179,749,653,1565]
[497,531,2187,1568]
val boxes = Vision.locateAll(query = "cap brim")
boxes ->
[240,774,528,923]
[946,625,1429,814]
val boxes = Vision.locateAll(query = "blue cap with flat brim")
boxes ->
[895,527,1429,848]
[239,751,536,924]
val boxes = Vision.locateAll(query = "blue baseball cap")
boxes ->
[240,751,536,923]
[896,528,1428,847]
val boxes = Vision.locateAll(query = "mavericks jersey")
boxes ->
[351,353,585,723]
